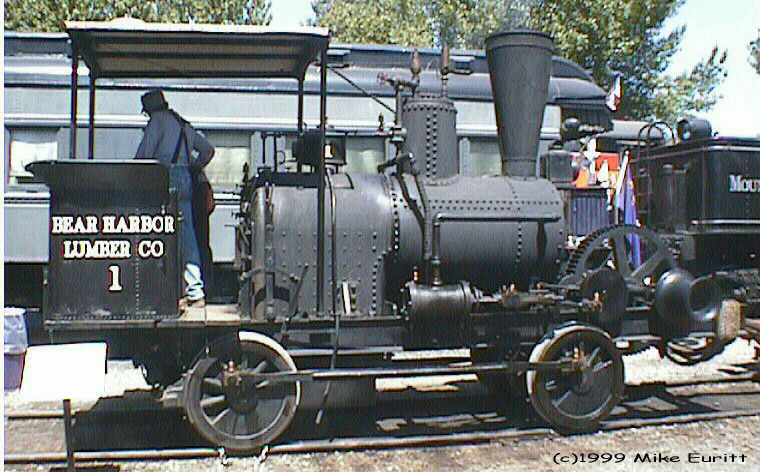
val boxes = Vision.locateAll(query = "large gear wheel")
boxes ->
[561,224,676,293]
[561,225,677,345]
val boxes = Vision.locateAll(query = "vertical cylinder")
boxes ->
[401,96,458,180]
[485,31,553,177]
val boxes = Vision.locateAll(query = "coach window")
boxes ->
[6,128,58,185]
[469,138,502,176]
[202,131,251,190]
[344,137,385,174]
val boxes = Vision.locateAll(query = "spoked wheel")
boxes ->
[527,325,624,433]
[184,332,300,453]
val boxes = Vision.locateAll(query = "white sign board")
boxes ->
[20,343,107,402]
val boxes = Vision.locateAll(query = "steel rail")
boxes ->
[5,408,759,464]
[5,373,757,420]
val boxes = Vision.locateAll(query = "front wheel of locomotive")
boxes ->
[183,332,300,453]
[527,324,624,433]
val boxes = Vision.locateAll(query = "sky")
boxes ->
[270,0,760,138]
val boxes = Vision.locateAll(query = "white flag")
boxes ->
[605,76,622,111]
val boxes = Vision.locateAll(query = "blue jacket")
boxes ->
[134,110,214,174]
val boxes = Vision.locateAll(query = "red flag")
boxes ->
[605,76,622,111]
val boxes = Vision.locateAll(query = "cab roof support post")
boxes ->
[69,47,78,159]
[297,77,304,133]
[88,73,95,160]
[317,45,328,315]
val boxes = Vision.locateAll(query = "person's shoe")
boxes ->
[179,296,205,313]
[187,297,205,308]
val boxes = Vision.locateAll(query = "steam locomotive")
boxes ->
[29,22,759,453]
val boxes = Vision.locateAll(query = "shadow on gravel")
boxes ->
[71,390,207,451]
[613,379,760,421]
[50,466,120,471]
[720,361,759,376]
[283,380,542,443]
[68,376,759,452]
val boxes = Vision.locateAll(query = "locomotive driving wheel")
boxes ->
[527,324,624,433]
[184,332,300,453]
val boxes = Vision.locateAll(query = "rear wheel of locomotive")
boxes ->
[527,325,624,433]
[183,332,300,453]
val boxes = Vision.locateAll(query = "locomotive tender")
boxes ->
[28,21,759,453]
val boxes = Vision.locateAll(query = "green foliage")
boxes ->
[313,0,726,122]
[527,0,727,121]
[4,0,272,32]
[750,29,760,75]
[311,0,430,46]
[310,0,529,48]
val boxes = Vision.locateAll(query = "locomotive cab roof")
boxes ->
[66,19,330,79]
[61,20,332,161]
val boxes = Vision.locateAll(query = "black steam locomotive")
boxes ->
[30,22,759,453]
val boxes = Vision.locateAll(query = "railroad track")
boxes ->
[5,375,760,465]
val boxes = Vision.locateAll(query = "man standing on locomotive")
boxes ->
[135,89,214,307]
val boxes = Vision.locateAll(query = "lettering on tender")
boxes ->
[54,213,175,260]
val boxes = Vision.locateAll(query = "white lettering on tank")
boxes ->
[52,215,99,234]
[138,240,164,258]
[61,240,131,259]
[729,174,760,193]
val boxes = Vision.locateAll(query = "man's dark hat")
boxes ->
[141,89,168,113]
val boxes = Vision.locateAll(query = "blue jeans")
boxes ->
[170,166,204,300]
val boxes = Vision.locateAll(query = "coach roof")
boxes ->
[66,18,330,80]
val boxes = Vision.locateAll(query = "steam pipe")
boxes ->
[411,166,433,283]
[389,153,433,283]
[326,171,337,314]
[317,46,328,314]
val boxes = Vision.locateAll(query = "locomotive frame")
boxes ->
[28,20,755,454]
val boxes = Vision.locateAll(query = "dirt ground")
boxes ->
[133,415,760,472]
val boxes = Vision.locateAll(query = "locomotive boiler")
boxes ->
[27,21,758,455]
[239,32,565,324]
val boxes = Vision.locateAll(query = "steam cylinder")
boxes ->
[486,31,553,177]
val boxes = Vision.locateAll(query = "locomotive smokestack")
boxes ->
[486,31,553,177]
